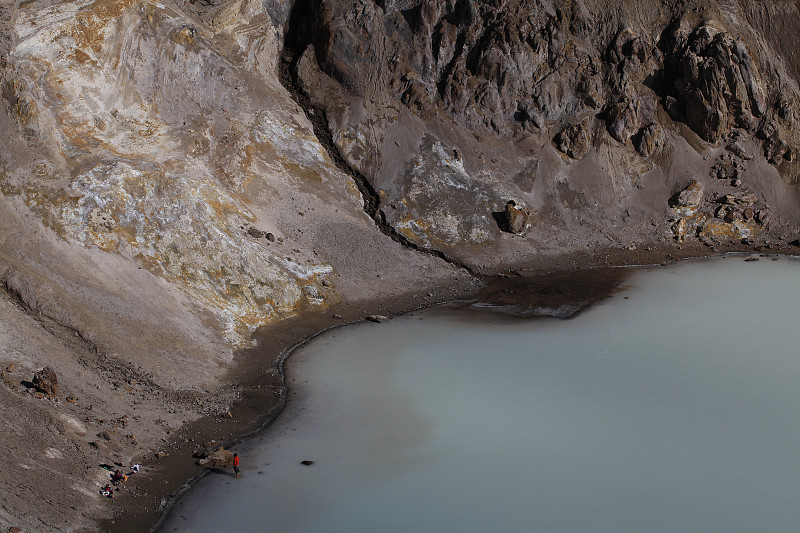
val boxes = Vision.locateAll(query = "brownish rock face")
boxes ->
[32,366,58,398]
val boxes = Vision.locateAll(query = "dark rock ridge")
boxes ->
[280,0,800,267]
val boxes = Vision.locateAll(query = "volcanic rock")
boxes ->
[502,201,530,234]
[198,447,235,469]
[606,98,639,142]
[673,181,705,208]
[721,193,758,206]
[661,24,765,143]
[554,123,591,160]
[32,366,58,399]
[635,123,661,157]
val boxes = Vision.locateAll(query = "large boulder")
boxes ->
[501,201,530,234]
[32,366,58,398]
[198,447,235,469]
[674,181,705,208]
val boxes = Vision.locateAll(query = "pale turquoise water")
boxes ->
[163,256,800,533]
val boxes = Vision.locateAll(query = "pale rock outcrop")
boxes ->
[675,181,705,208]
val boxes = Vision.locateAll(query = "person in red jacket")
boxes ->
[233,453,240,479]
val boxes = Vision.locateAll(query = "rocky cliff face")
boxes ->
[285,0,800,265]
[1,0,800,530]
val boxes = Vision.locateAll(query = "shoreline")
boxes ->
[100,241,800,533]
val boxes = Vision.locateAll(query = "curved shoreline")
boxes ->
[101,243,800,533]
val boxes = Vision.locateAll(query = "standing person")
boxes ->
[233,453,240,478]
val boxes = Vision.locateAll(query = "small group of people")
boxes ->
[111,470,127,484]
[100,484,114,498]
[99,463,142,499]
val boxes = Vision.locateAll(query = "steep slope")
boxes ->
[0,0,466,530]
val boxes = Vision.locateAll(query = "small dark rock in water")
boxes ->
[744,257,759,262]
[366,314,388,323]
[300,460,314,466]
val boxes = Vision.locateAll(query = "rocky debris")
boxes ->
[673,181,704,208]
[726,143,753,160]
[721,193,758,207]
[194,440,224,459]
[635,122,661,157]
[712,162,737,181]
[32,366,57,398]
[554,123,591,160]
[365,314,389,323]
[245,227,276,242]
[197,446,235,469]
[723,208,738,223]
[761,134,794,165]
[755,96,798,168]
[500,201,530,234]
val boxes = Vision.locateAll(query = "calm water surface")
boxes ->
[163,256,800,533]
